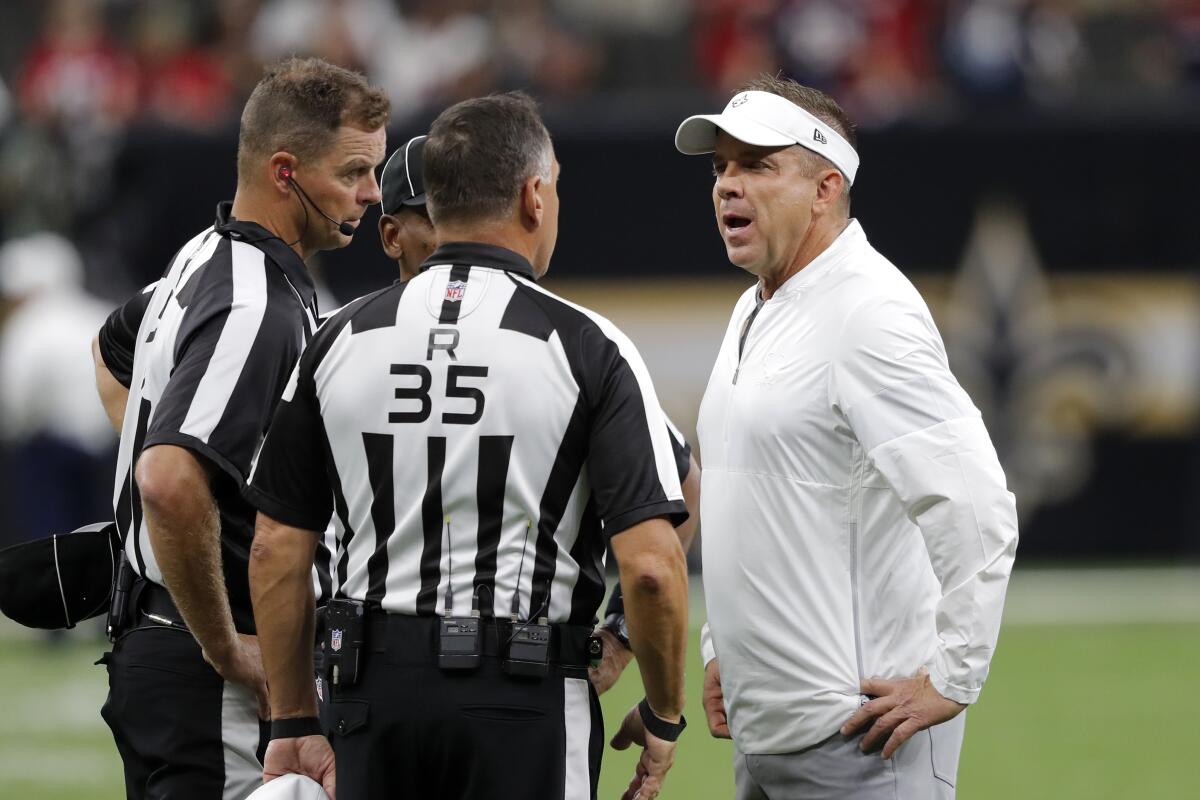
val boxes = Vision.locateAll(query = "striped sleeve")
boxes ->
[97,282,157,388]
[143,242,302,486]
[516,281,688,536]
[578,324,688,536]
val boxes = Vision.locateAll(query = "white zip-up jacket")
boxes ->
[697,220,1018,755]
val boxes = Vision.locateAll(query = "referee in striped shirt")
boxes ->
[368,133,702,697]
[91,59,388,800]
[247,93,691,800]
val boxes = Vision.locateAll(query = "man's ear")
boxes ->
[269,151,296,195]
[520,175,544,231]
[378,214,403,260]
[813,169,845,215]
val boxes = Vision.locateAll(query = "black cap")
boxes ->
[0,522,118,629]
[380,135,428,214]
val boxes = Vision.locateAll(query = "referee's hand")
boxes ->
[611,703,677,800]
[263,735,336,799]
[203,633,270,720]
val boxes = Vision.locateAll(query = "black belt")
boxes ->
[365,611,594,668]
[135,580,190,631]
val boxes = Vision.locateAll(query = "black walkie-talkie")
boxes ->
[106,551,135,642]
[438,517,482,670]
[324,599,365,686]
[503,615,551,678]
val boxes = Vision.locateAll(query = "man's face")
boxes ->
[299,124,386,252]
[711,132,818,279]
[531,156,561,278]
[379,206,436,282]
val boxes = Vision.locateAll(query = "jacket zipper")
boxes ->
[732,293,766,385]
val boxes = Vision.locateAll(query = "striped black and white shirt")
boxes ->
[247,242,687,625]
[308,416,691,608]
[99,202,319,633]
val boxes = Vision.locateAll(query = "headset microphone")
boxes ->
[279,167,356,237]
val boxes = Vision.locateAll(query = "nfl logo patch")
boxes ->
[445,280,467,302]
[331,629,343,652]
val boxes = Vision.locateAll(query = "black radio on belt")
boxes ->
[438,614,482,670]
[438,517,483,670]
[503,617,551,678]
[106,552,136,642]
[323,599,365,686]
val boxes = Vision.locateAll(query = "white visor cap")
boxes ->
[245,775,330,800]
[675,91,859,185]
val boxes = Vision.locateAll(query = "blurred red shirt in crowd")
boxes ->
[16,0,138,130]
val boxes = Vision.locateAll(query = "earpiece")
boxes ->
[280,165,356,238]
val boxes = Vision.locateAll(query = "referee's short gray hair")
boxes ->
[424,92,553,226]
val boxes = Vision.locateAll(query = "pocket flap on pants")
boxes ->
[330,699,369,737]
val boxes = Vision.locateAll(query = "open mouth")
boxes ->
[722,212,754,239]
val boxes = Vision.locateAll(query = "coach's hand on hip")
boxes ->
[264,734,336,799]
[589,628,635,695]
[611,704,678,800]
[840,667,966,759]
[203,633,270,720]
[702,659,731,739]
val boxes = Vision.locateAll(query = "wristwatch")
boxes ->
[601,612,631,650]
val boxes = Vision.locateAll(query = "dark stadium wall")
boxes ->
[82,113,1200,562]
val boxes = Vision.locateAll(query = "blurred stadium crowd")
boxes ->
[1,0,1198,555]
[1,0,1198,235]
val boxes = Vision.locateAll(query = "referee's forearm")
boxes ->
[613,518,689,721]
[250,513,319,720]
[137,445,240,658]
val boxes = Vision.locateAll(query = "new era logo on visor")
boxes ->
[731,94,749,107]
[445,280,467,302]
[814,129,828,145]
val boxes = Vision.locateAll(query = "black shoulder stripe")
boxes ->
[169,231,219,311]
[350,280,406,335]
[438,265,471,325]
[500,277,555,341]
[302,282,405,376]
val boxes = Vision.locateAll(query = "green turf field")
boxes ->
[3,570,1198,798]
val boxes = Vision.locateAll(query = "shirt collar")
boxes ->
[419,241,537,281]
[768,218,865,300]
[213,201,318,311]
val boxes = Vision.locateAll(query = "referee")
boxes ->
[373,133,702,696]
[247,93,690,800]
[92,58,387,800]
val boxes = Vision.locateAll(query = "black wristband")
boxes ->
[638,699,686,742]
[270,716,322,740]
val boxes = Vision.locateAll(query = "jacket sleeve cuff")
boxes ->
[699,622,717,667]
[929,656,981,705]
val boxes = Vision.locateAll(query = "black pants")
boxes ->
[100,625,268,800]
[323,616,603,800]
